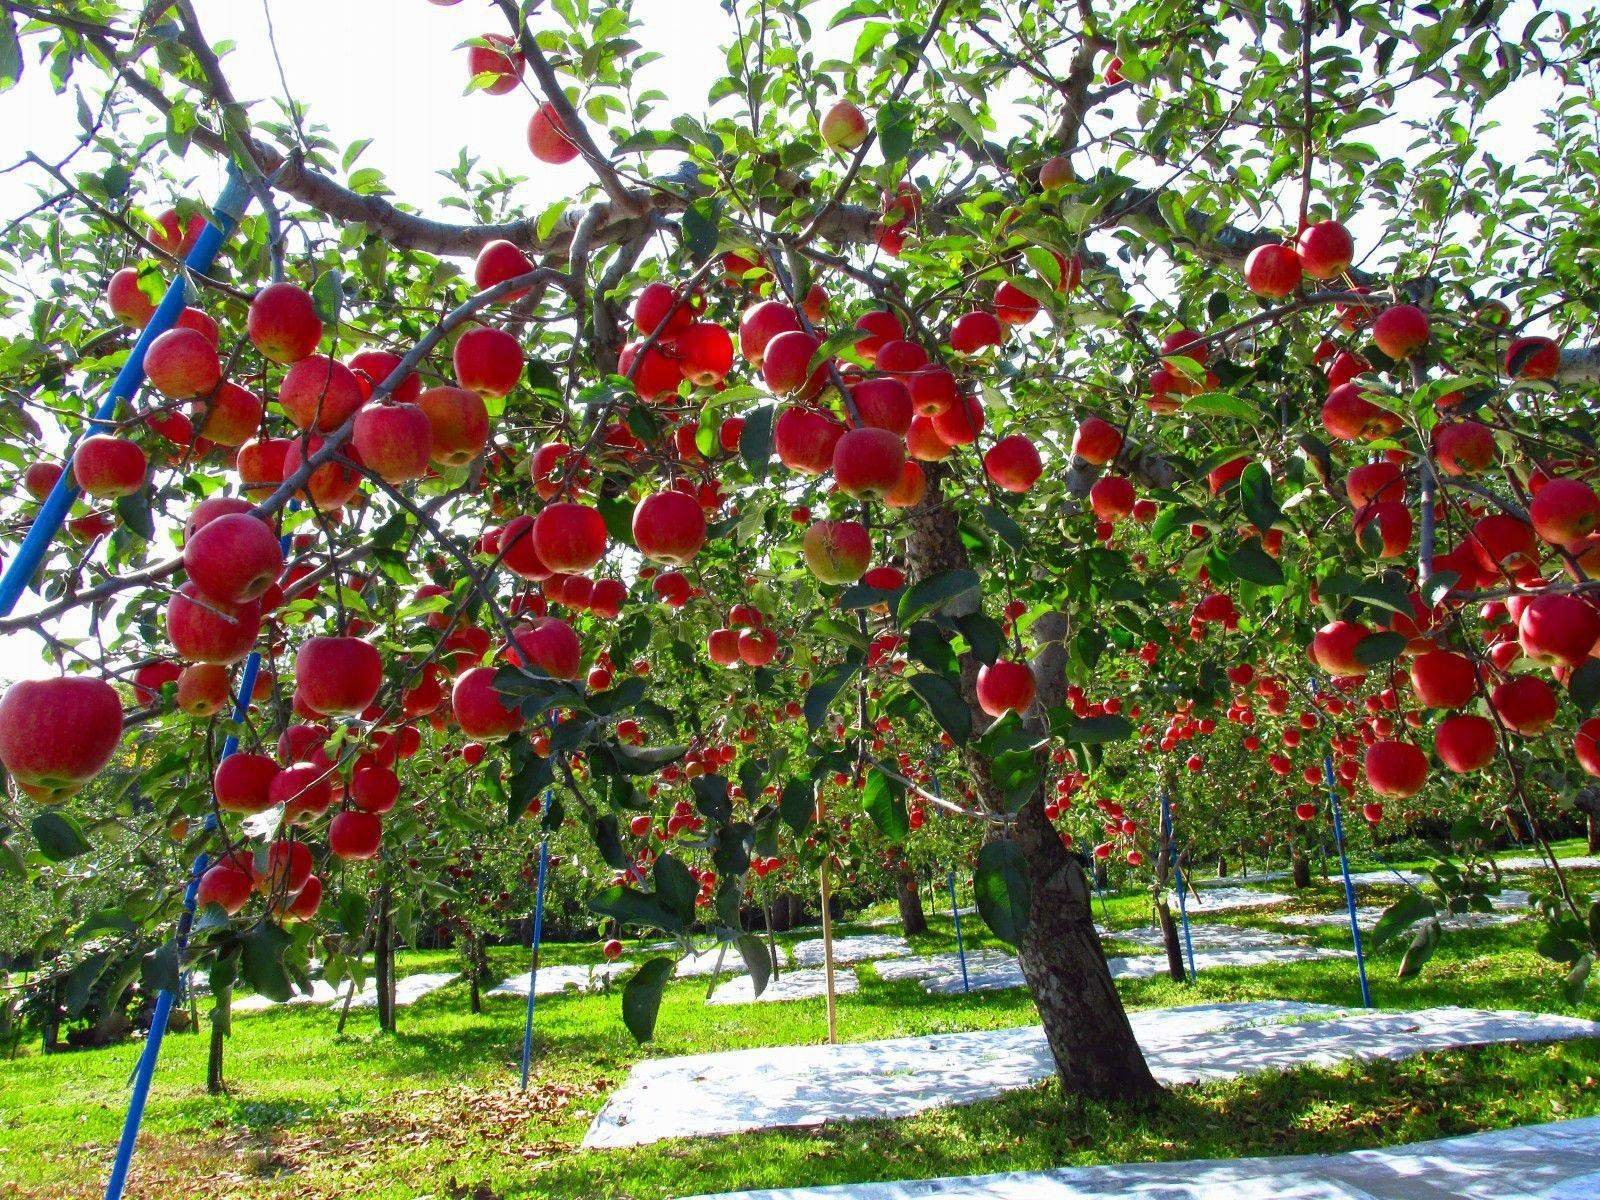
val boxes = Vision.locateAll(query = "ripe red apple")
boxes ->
[71,435,146,499]
[214,752,281,815]
[1372,304,1429,360]
[820,100,868,150]
[738,627,778,666]
[774,404,846,474]
[708,627,740,666]
[949,310,1004,354]
[510,617,582,679]
[296,636,383,716]
[1434,713,1497,773]
[278,355,364,432]
[1295,220,1354,280]
[1310,620,1370,677]
[739,301,801,365]
[417,386,490,468]
[1089,475,1136,522]
[185,512,283,605]
[853,310,904,364]
[1518,593,1600,669]
[677,323,734,387]
[1505,335,1559,380]
[176,663,230,716]
[1491,674,1557,735]
[1408,650,1476,709]
[282,436,362,508]
[976,660,1037,717]
[993,281,1040,325]
[167,583,262,664]
[885,460,928,508]
[474,239,537,298]
[247,283,323,364]
[197,863,254,915]
[192,381,264,447]
[1364,740,1427,797]
[106,267,157,328]
[1072,416,1123,465]
[1243,243,1301,298]
[272,762,333,823]
[852,377,913,434]
[1432,421,1495,476]
[877,340,929,376]
[633,490,707,565]
[984,435,1042,493]
[534,502,607,572]
[1345,461,1403,509]
[528,102,580,163]
[329,810,383,861]
[144,328,222,399]
[1575,718,1600,777]
[1039,155,1073,189]
[1528,477,1599,546]
[931,395,985,446]
[1354,499,1413,558]
[802,520,871,584]
[453,326,523,397]
[354,401,433,482]
[906,415,952,462]
[237,436,291,495]
[453,665,524,739]
[833,427,906,500]
[0,677,123,802]
[762,330,826,398]
[467,32,523,94]
[1321,383,1398,441]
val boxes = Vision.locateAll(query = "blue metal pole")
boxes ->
[1323,752,1374,1009]
[946,868,970,994]
[1161,793,1197,983]
[519,833,552,1090]
[0,166,252,619]
[99,170,255,1200]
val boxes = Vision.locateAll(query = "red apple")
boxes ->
[247,283,323,364]
[0,677,123,802]
[185,512,283,605]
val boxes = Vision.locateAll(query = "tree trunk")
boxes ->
[206,987,230,1094]
[906,472,1161,1104]
[895,857,928,937]
[1155,899,1186,982]
[1291,849,1312,889]
[375,885,395,1034]
[1588,814,1600,855]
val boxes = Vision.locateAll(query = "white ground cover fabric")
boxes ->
[922,944,1351,995]
[1171,887,1291,911]
[232,971,457,1014]
[1196,870,1291,887]
[583,1001,1339,1148]
[676,947,751,978]
[871,950,1018,984]
[487,962,630,998]
[585,1004,1600,1150]
[709,967,861,1006]
[791,934,912,967]
[1497,854,1600,871]
[685,1116,1600,1199]
[1105,925,1300,951]
[1278,906,1525,933]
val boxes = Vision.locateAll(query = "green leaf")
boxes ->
[1185,391,1261,422]
[1397,918,1441,980]
[897,569,981,625]
[736,933,773,998]
[241,920,293,1002]
[907,672,972,744]
[1228,542,1284,586]
[622,957,674,1043]
[739,404,774,483]
[980,503,1027,551]
[682,197,721,264]
[779,777,815,834]
[906,621,958,674]
[31,811,90,861]
[876,99,915,163]
[1353,631,1408,667]
[1569,660,1600,717]
[862,767,909,843]
[1239,463,1282,533]
[1370,891,1437,951]
[974,839,1030,945]
[141,940,181,999]
[654,854,698,926]
[805,660,861,732]
[591,815,629,870]
[1563,953,1594,1005]
[588,885,682,934]
[610,742,690,776]
[1050,712,1133,745]
[310,270,344,324]
[690,773,733,824]
[115,489,155,541]
[0,13,21,92]
[955,612,1003,664]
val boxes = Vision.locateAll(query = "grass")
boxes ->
[1,865,1597,1200]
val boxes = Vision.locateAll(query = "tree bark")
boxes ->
[1291,849,1312,889]
[894,855,928,937]
[1588,813,1600,856]
[906,469,1161,1104]
[375,885,396,1034]
[206,987,230,1094]
[1155,899,1186,982]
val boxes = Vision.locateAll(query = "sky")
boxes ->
[0,0,1566,684]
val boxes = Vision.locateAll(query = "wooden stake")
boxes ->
[817,789,838,1044]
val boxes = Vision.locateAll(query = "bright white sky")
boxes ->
[0,0,1562,684]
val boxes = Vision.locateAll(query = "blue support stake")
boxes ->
[1323,752,1374,1009]
[0,167,252,620]
[946,868,970,994]
[519,832,552,1091]
[97,169,254,1200]
[1161,793,1197,983]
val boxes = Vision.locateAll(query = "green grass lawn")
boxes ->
[2,867,1597,1200]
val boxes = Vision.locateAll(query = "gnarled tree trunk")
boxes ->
[893,853,928,937]
[907,470,1161,1104]
[1291,849,1312,889]
[206,986,230,1094]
